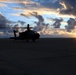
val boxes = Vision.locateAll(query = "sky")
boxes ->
[0,0,76,38]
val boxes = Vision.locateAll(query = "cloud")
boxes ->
[37,0,62,9]
[0,13,10,29]
[18,20,25,25]
[13,24,22,32]
[0,0,76,38]
[20,12,44,25]
[38,27,76,38]
[59,0,76,16]
[11,0,76,19]
[0,13,26,38]
[13,0,59,12]
[65,18,76,32]
[52,18,63,28]
[0,0,9,2]
[48,17,76,32]
[0,3,7,8]
[0,0,76,16]
[20,12,50,33]
[29,12,49,31]
[20,11,76,33]
[33,0,76,16]
[20,13,31,18]
[30,12,44,23]
[0,0,73,20]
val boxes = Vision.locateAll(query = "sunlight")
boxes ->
[71,33,76,38]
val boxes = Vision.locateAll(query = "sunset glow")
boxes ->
[0,0,76,38]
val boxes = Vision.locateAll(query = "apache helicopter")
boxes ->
[10,24,40,42]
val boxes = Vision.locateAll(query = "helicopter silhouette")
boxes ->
[10,24,40,42]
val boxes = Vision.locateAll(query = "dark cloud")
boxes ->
[33,0,76,16]
[20,13,30,18]
[36,0,76,16]
[18,20,25,25]
[12,0,76,16]
[20,12,49,33]
[60,0,76,15]
[2,0,76,16]
[20,12,44,26]
[29,12,47,31]
[20,11,76,33]
[20,12,42,31]
[0,13,26,36]
[13,0,62,11]
[29,12,44,23]
[51,18,63,28]
[38,0,62,9]
[16,0,40,10]
[49,17,76,32]
[65,18,76,32]
[13,24,22,32]
[0,14,10,29]
[0,14,17,35]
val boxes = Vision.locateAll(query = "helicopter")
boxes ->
[10,24,40,42]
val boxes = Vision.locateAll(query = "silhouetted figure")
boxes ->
[27,24,30,31]
[13,30,17,38]
[10,24,40,42]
